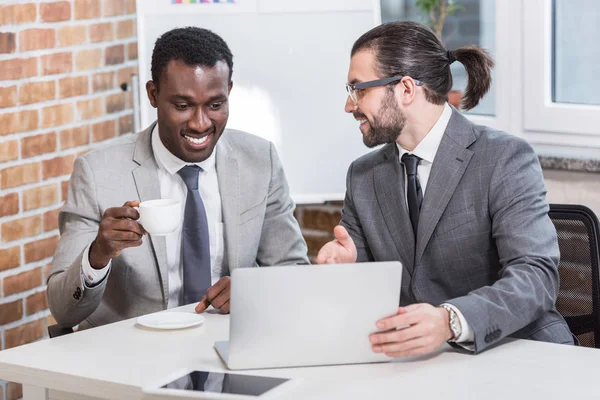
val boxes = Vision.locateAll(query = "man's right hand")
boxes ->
[316,225,358,264]
[89,200,146,269]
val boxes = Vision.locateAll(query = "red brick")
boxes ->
[0,246,21,272]
[60,126,89,149]
[41,52,73,75]
[126,0,136,14]
[89,22,113,43]
[57,25,86,47]
[0,85,18,107]
[19,28,56,52]
[0,32,16,54]
[23,183,59,211]
[59,75,89,98]
[127,42,138,61]
[24,236,59,263]
[0,4,37,25]
[60,181,69,202]
[5,319,44,349]
[1,215,41,242]
[21,132,57,158]
[106,92,125,113]
[0,57,37,80]
[3,268,42,296]
[117,66,137,86]
[20,80,56,105]
[116,19,135,39]
[74,0,101,20]
[26,290,49,315]
[43,207,61,232]
[0,192,19,217]
[6,382,23,400]
[77,97,104,119]
[104,0,125,16]
[0,140,18,163]
[42,154,75,179]
[119,114,133,135]
[92,71,115,92]
[92,120,116,142]
[47,313,57,326]
[105,44,124,65]
[0,163,41,189]
[41,1,71,22]
[76,48,103,71]
[0,300,23,325]
[0,109,39,136]
[42,103,74,128]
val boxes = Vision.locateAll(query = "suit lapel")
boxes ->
[374,144,416,276]
[131,123,169,306]
[216,135,239,272]
[415,110,476,265]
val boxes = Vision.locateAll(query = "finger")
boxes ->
[123,200,140,208]
[316,242,334,264]
[195,296,210,313]
[211,289,230,310]
[106,229,143,241]
[333,225,353,248]
[373,336,428,355]
[104,206,140,220]
[370,323,429,345]
[219,300,230,314]
[206,277,230,301]
[384,345,432,358]
[376,309,425,330]
[110,219,146,236]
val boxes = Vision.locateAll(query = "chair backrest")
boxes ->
[549,204,600,348]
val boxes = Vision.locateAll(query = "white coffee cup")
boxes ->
[136,199,181,236]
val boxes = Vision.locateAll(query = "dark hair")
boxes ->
[151,27,234,89]
[351,21,494,111]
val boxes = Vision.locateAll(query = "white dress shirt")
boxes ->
[396,103,474,345]
[81,125,226,308]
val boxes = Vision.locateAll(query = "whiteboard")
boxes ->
[136,0,381,203]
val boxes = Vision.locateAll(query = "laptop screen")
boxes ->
[161,370,289,396]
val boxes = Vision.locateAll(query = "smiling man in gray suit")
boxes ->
[318,21,573,354]
[48,27,308,330]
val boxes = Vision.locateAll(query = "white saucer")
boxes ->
[136,312,205,330]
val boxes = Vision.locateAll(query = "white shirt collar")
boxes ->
[396,102,452,164]
[151,124,217,175]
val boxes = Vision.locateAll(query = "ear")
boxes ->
[146,80,158,108]
[397,76,419,105]
[228,80,233,95]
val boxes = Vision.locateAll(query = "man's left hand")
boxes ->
[195,277,231,314]
[370,303,453,357]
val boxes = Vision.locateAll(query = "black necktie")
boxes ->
[401,153,423,237]
[177,165,212,305]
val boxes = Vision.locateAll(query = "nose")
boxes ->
[345,96,357,114]
[188,107,212,132]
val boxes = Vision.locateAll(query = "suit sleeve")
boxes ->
[445,138,560,353]
[47,156,110,328]
[255,143,309,266]
[340,162,374,262]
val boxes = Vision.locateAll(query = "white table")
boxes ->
[1,304,599,400]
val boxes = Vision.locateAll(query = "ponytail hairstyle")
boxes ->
[351,21,494,111]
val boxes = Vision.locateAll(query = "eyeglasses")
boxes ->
[345,75,423,104]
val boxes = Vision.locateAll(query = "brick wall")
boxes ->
[0,1,137,398]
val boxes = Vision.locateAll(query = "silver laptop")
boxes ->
[215,262,402,370]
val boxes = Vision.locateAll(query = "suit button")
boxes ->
[484,334,492,343]
[73,287,82,300]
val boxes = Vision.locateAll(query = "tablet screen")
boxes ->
[161,370,289,396]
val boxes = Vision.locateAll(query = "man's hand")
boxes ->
[195,277,231,314]
[89,200,146,269]
[316,225,358,264]
[369,303,453,358]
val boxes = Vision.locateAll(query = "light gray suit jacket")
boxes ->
[341,109,573,353]
[48,124,309,329]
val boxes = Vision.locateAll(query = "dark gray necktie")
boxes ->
[178,165,211,304]
[401,153,423,237]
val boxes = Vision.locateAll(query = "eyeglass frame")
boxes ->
[345,75,423,104]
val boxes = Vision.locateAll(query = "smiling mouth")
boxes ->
[182,132,213,149]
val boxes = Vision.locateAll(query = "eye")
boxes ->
[209,102,224,110]
[174,103,189,111]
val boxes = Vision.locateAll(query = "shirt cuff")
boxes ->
[81,243,111,288]
[442,303,474,349]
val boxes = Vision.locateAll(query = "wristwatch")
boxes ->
[441,304,462,342]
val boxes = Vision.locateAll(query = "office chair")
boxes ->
[549,204,600,348]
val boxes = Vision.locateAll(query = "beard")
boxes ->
[358,90,406,148]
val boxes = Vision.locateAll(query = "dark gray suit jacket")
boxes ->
[341,109,573,353]
[48,124,308,329]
